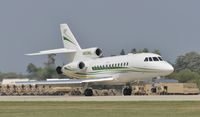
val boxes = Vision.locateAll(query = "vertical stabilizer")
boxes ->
[60,24,81,50]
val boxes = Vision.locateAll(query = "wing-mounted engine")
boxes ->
[81,47,103,59]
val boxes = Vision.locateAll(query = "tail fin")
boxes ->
[60,24,81,50]
[26,23,82,62]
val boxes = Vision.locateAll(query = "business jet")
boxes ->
[17,24,174,96]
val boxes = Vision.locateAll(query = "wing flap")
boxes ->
[15,77,114,85]
[81,77,113,83]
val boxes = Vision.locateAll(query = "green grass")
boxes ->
[0,101,200,117]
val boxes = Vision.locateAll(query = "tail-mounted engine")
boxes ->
[65,61,87,71]
[56,61,87,75]
[81,47,103,59]
[78,61,85,69]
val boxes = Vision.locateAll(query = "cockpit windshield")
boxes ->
[144,57,163,62]
[158,57,163,61]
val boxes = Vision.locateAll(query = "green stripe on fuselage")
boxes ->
[64,66,159,77]
[73,67,159,76]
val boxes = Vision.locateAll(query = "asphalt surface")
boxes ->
[0,95,200,101]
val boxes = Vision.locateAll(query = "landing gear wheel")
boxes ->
[84,89,93,96]
[123,87,132,96]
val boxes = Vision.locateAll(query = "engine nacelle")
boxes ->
[56,66,63,74]
[66,61,87,71]
[81,47,103,58]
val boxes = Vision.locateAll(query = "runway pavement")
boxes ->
[0,95,200,101]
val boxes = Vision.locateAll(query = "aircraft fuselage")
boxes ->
[62,53,174,85]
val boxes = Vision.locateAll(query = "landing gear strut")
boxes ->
[83,83,93,96]
[123,87,132,96]
[84,88,93,96]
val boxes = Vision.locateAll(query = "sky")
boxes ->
[0,0,200,73]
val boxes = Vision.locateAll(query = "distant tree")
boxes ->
[167,51,200,88]
[35,68,47,80]
[120,49,126,55]
[142,48,149,53]
[0,72,26,80]
[27,63,38,74]
[137,49,143,53]
[168,69,200,83]
[152,49,161,55]
[175,52,200,73]
[44,54,56,67]
[130,48,137,54]
[26,54,58,80]
[110,55,116,56]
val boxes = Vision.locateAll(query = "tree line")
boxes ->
[168,52,200,87]
[0,54,65,81]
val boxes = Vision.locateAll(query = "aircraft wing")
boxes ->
[26,48,76,56]
[15,77,114,85]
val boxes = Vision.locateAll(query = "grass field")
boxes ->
[0,101,200,117]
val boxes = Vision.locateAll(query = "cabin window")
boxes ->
[144,57,148,62]
[127,62,129,66]
[153,57,159,61]
[149,57,153,61]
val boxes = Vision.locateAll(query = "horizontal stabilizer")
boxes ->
[15,77,114,85]
[26,48,76,56]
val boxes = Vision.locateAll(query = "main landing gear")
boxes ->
[83,83,93,96]
[83,83,132,96]
[122,86,132,96]
[84,88,93,96]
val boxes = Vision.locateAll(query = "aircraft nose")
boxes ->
[167,64,174,73]
[163,63,174,75]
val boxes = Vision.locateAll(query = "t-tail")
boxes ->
[26,23,103,62]
[60,24,81,50]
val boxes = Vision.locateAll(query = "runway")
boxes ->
[0,95,200,101]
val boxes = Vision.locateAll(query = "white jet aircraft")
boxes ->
[17,24,174,96]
